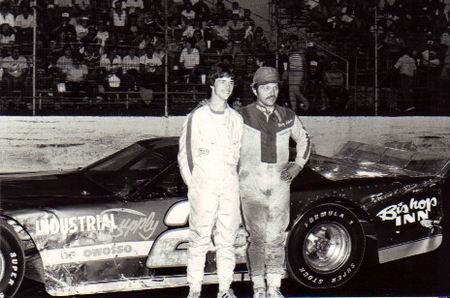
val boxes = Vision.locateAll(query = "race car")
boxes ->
[0,137,449,297]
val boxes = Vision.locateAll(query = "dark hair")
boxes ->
[185,38,195,46]
[208,62,235,86]
[289,34,299,42]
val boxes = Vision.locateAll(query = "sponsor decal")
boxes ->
[41,241,153,265]
[35,208,159,240]
[376,197,437,226]
[278,119,293,128]
[103,208,159,240]
[35,214,116,236]
[198,148,209,156]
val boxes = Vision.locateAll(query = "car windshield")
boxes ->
[85,143,169,196]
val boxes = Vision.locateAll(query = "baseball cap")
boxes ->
[252,66,280,86]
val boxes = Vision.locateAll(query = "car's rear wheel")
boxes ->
[287,204,365,289]
[0,220,25,298]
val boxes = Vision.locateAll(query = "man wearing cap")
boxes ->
[239,66,311,298]
[52,12,76,40]
[178,63,243,298]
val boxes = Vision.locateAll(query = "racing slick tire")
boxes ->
[287,204,365,289]
[0,220,25,298]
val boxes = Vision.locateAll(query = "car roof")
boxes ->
[137,137,179,161]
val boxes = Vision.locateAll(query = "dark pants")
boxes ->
[3,74,26,97]
[399,74,414,110]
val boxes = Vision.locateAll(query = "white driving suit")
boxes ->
[239,102,311,289]
[178,104,243,292]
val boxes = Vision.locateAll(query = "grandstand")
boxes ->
[0,0,449,116]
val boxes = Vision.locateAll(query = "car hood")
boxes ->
[0,169,111,207]
[310,141,450,181]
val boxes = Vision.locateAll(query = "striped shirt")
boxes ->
[289,50,305,71]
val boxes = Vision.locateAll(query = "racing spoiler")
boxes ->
[334,141,450,178]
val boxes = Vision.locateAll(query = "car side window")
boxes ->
[142,163,187,199]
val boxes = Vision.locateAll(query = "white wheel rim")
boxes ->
[0,250,5,281]
[303,222,351,273]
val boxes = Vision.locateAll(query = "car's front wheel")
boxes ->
[0,220,25,298]
[287,204,365,289]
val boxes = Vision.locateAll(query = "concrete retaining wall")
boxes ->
[1,116,449,172]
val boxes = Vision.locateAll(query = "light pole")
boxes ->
[31,0,37,116]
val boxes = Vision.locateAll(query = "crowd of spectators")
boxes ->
[26,0,278,102]
[0,0,449,114]
[304,0,450,112]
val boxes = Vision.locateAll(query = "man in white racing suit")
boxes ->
[239,67,311,298]
[178,63,244,298]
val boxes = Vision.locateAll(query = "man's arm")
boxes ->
[291,116,311,168]
[178,111,196,187]
[280,115,311,182]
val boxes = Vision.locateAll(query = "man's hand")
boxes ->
[299,100,310,111]
[280,163,302,182]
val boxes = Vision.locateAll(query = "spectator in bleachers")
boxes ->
[125,0,144,14]
[100,46,122,76]
[154,40,166,62]
[80,25,99,45]
[98,46,123,93]
[73,0,91,14]
[54,0,74,13]
[76,16,90,40]
[52,12,76,41]
[231,1,243,19]
[0,23,15,45]
[167,28,184,65]
[111,0,127,38]
[248,27,269,54]
[304,60,325,111]
[384,31,406,66]
[394,48,417,111]
[286,34,309,112]
[139,29,159,50]
[182,18,195,38]
[140,44,162,74]
[125,25,142,47]
[322,60,348,112]
[56,46,74,74]
[179,38,200,82]
[441,31,450,48]
[211,1,228,22]
[242,8,254,23]
[122,46,140,89]
[82,43,99,66]
[228,14,244,43]
[140,44,162,99]
[0,3,15,28]
[181,2,195,25]
[193,0,210,25]
[2,47,28,96]
[213,18,230,42]
[14,5,33,42]
[439,47,450,103]
[48,39,64,62]
[193,29,206,53]
[62,54,90,99]
[95,20,109,47]
[141,5,165,34]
